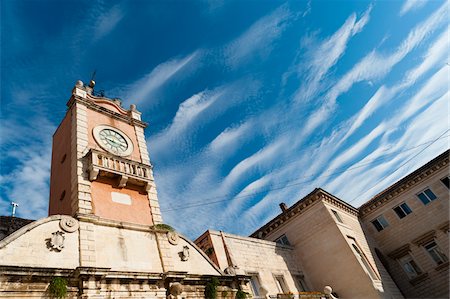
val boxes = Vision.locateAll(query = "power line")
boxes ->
[161,133,449,212]
[348,129,450,204]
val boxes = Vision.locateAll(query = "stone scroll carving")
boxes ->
[59,216,79,233]
[167,231,179,245]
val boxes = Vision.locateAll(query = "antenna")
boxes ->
[11,202,19,217]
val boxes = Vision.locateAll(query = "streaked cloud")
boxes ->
[400,0,428,16]
[292,5,372,103]
[225,4,294,67]
[92,4,125,41]
[122,52,199,106]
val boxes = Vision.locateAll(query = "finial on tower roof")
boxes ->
[75,80,83,88]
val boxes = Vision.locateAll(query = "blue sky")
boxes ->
[1,0,448,239]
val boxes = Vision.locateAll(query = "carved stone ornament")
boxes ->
[224,266,236,276]
[169,282,183,296]
[49,231,65,252]
[59,217,79,233]
[167,231,179,245]
[180,246,190,261]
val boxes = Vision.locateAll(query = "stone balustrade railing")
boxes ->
[87,149,153,192]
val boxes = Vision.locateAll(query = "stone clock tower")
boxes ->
[48,80,162,226]
[0,79,242,299]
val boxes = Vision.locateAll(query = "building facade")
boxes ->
[359,151,449,298]
[195,230,307,298]
[195,152,448,299]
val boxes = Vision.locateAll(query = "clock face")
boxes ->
[99,129,128,154]
[93,125,134,156]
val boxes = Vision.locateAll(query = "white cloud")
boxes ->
[404,27,449,85]
[325,123,386,173]
[150,88,224,155]
[352,4,372,35]
[342,27,449,141]
[209,121,253,154]
[396,66,448,122]
[124,52,199,106]
[329,2,446,106]
[225,4,293,67]
[217,134,291,195]
[325,69,449,205]
[400,0,428,16]
[0,118,55,219]
[293,5,372,103]
[93,4,125,41]
[299,2,447,140]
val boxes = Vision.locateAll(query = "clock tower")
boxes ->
[48,80,162,226]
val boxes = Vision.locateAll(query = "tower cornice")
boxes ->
[67,86,148,128]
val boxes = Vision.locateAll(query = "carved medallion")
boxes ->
[49,231,65,252]
[167,231,179,245]
[59,217,79,233]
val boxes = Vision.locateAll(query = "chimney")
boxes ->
[279,202,288,212]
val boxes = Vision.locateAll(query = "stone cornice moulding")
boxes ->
[0,265,76,277]
[359,150,449,217]
[412,230,436,246]
[438,221,449,233]
[250,188,358,239]
[67,95,148,128]
[208,230,295,250]
[387,244,411,259]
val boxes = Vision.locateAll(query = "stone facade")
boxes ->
[360,151,449,298]
[242,150,448,299]
[195,230,307,298]
[247,189,403,299]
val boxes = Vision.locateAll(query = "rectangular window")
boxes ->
[296,275,308,291]
[275,234,291,246]
[441,176,450,189]
[248,274,261,298]
[274,275,288,293]
[393,202,412,219]
[424,241,448,265]
[417,188,437,205]
[398,254,422,279]
[331,209,343,223]
[372,215,389,232]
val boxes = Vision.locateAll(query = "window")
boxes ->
[417,188,437,205]
[350,242,379,280]
[372,215,389,232]
[393,202,412,219]
[248,274,261,298]
[424,241,448,265]
[331,209,343,223]
[441,176,449,189]
[275,234,291,246]
[398,254,422,279]
[59,190,66,201]
[274,275,288,293]
[296,275,308,291]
